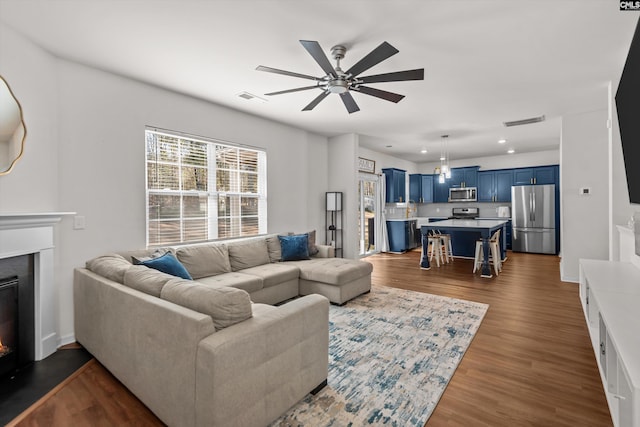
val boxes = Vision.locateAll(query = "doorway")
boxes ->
[358,174,379,256]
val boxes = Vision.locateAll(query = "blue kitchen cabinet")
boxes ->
[477,169,513,202]
[433,178,450,203]
[477,171,495,202]
[421,175,434,203]
[505,219,512,250]
[495,170,514,202]
[409,174,434,203]
[382,168,406,203]
[449,166,479,188]
[513,165,558,185]
[387,220,418,252]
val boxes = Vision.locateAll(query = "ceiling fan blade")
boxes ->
[302,91,330,111]
[300,40,336,77]
[265,85,319,96]
[340,92,360,114]
[346,41,399,77]
[359,68,425,84]
[356,86,405,103]
[256,65,321,81]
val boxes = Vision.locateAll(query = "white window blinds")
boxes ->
[145,129,267,246]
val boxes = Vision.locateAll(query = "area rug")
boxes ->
[271,285,489,427]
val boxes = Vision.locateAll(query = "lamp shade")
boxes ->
[326,192,342,211]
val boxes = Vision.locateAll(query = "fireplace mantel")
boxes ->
[0,212,74,360]
[0,212,75,230]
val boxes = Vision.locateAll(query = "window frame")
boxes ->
[145,127,267,247]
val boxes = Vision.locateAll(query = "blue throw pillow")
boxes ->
[279,234,311,261]
[140,252,192,280]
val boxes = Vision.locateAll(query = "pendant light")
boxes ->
[440,135,450,180]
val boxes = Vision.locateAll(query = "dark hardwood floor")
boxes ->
[8,251,611,427]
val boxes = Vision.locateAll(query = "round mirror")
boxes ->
[0,75,27,176]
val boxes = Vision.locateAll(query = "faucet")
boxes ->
[406,200,416,218]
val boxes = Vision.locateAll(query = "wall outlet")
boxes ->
[579,187,591,196]
[73,215,86,230]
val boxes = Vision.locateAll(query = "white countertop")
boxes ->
[386,218,418,222]
[420,219,509,228]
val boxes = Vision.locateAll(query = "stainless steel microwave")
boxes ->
[449,187,477,202]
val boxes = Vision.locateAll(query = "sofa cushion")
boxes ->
[238,263,300,288]
[123,265,176,297]
[265,235,282,263]
[283,258,373,286]
[160,279,252,330]
[86,254,132,283]
[117,247,173,264]
[279,234,310,261]
[197,272,263,294]
[175,244,231,279]
[139,252,192,280]
[306,230,320,256]
[227,239,270,271]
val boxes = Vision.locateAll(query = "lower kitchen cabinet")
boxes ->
[387,220,418,253]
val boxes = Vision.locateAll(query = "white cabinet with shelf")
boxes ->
[580,259,640,427]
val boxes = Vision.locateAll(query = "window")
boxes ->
[145,128,267,246]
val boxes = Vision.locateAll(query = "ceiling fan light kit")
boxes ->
[257,40,425,113]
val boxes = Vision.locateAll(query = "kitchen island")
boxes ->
[420,219,508,278]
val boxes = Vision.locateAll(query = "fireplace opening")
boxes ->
[0,277,18,377]
[0,255,35,379]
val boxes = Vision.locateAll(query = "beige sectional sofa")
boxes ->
[73,233,372,427]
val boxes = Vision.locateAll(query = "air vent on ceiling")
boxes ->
[503,115,545,127]
[237,91,267,103]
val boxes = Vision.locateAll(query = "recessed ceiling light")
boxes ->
[420,148,428,154]
[440,156,446,161]
[498,139,507,144]
[507,148,515,154]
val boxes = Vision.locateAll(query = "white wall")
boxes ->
[358,146,419,202]
[560,108,609,281]
[0,24,59,211]
[329,134,359,259]
[0,23,331,346]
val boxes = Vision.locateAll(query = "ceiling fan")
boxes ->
[256,40,424,114]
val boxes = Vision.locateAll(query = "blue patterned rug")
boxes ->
[271,285,488,427]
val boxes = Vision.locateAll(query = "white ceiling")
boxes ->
[0,0,637,162]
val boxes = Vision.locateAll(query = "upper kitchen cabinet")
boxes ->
[433,177,450,203]
[382,168,406,203]
[478,169,514,202]
[409,174,434,203]
[448,166,479,188]
[513,165,558,185]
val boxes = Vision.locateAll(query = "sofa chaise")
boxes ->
[73,233,372,426]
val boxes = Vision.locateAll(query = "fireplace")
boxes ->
[0,277,18,377]
[0,255,35,378]
[0,212,72,362]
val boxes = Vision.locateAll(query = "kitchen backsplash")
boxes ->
[385,202,511,219]
[417,202,510,218]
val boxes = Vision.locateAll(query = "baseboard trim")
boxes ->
[57,333,76,349]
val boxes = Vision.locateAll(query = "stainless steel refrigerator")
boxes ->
[511,184,556,254]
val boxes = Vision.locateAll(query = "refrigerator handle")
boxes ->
[529,192,533,222]
[532,191,536,222]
